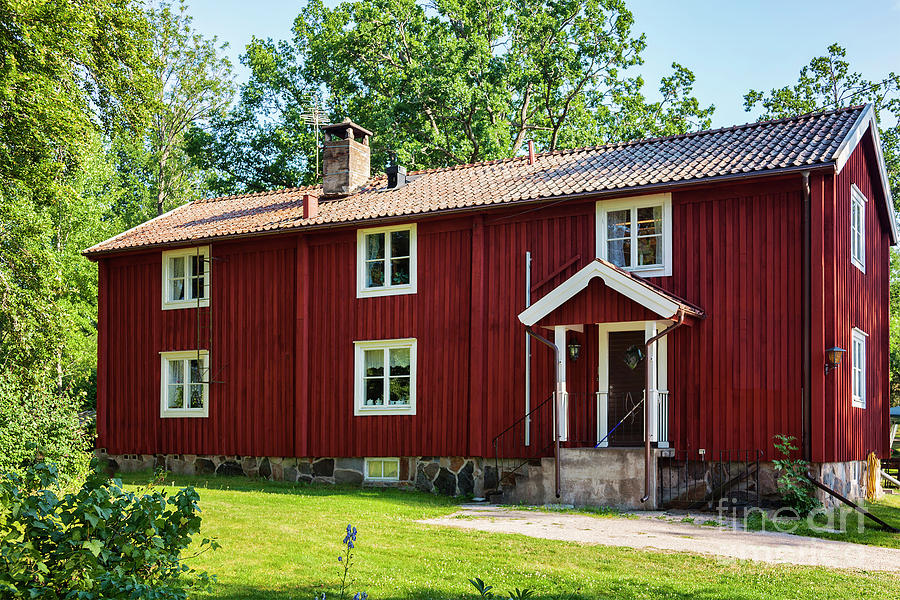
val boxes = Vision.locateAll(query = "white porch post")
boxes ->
[645,322,658,443]
[657,324,669,448]
[554,325,569,442]
[597,325,609,447]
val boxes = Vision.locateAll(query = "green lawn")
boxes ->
[744,493,900,548]
[120,472,900,600]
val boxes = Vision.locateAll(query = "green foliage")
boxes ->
[188,0,713,194]
[146,0,234,215]
[0,372,90,483]
[746,44,900,407]
[469,577,535,599]
[773,434,821,517]
[0,461,218,599]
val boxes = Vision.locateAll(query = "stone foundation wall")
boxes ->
[813,460,875,508]
[97,451,488,497]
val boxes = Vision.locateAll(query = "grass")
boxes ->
[118,472,900,600]
[744,493,900,548]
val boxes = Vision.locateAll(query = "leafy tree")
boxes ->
[147,0,234,215]
[188,0,713,194]
[745,43,900,407]
[0,0,155,393]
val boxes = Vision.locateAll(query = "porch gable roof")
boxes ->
[517,259,704,326]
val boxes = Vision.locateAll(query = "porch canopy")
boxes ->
[517,259,703,448]
[518,258,704,327]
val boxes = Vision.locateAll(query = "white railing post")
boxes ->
[657,391,669,448]
[596,391,609,447]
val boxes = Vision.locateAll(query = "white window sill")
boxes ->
[160,409,209,418]
[354,406,415,417]
[851,258,865,274]
[623,265,671,278]
[163,298,210,311]
[851,400,866,409]
[357,284,417,299]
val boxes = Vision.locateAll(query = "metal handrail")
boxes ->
[491,394,554,452]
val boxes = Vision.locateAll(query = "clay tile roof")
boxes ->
[85,105,866,256]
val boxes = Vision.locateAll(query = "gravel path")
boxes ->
[419,504,900,572]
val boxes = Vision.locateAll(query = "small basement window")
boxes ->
[160,350,209,418]
[162,246,210,309]
[357,224,417,297]
[354,338,416,416]
[850,184,866,273]
[851,328,867,409]
[365,458,400,481]
[596,194,672,277]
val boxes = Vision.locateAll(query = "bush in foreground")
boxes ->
[0,461,217,599]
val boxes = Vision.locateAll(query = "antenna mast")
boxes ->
[299,94,326,178]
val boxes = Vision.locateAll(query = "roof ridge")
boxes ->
[404,105,865,176]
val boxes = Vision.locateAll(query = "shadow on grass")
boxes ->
[114,470,461,509]
[208,582,771,600]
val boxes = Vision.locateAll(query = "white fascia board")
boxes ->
[833,103,898,244]
[517,260,680,326]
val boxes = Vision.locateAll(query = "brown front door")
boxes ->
[607,330,645,446]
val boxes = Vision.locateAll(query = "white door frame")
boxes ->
[596,320,669,448]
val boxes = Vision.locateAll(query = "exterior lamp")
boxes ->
[824,346,845,374]
[567,337,582,362]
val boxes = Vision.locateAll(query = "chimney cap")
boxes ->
[321,118,373,140]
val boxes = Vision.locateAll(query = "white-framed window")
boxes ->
[160,350,209,418]
[162,246,210,310]
[596,194,673,277]
[851,328,867,409]
[365,457,401,481]
[353,338,416,416]
[356,224,417,298]
[850,184,866,273]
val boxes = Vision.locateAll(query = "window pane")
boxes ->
[383,460,398,478]
[189,384,204,408]
[170,256,185,278]
[366,233,385,260]
[189,359,203,383]
[390,230,410,258]
[637,206,662,236]
[168,360,184,384]
[168,385,184,409]
[171,279,185,301]
[607,209,630,239]
[390,257,410,285]
[389,376,410,405]
[637,236,662,266]
[366,261,385,287]
[365,349,384,377]
[389,348,410,376]
[369,460,383,478]
[607,238,631,267]
[365,379,384,406]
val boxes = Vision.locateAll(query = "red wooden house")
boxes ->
[86,105,896,508]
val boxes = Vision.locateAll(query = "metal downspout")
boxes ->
[801,171,812,461]
[525,327,562,499]
[641,310,686,504]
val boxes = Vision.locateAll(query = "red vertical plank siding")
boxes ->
[469,216,486,457]
[294,235,310,456]
[827,135,892,461]
[810,173,828,462]
[96,260,109,450]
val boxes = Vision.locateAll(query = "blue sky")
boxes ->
[186,0,900,128]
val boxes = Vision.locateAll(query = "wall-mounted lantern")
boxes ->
[567,337,582,362]
[824,346,846,374]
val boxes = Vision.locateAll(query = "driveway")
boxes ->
[419,504,900,572]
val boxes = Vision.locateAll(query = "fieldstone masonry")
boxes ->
[94,450,875,508]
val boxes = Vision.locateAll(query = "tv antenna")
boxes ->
[299,94,326,178]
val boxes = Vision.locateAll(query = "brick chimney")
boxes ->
[321,118,373,197]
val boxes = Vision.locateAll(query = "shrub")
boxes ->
[0,461,218,599]
[0,372,90,483]
[773,434,821,516]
